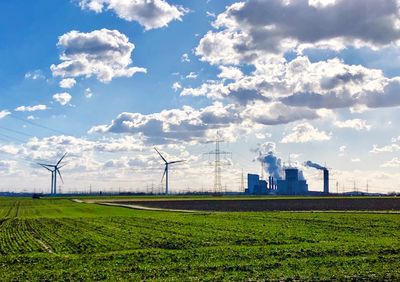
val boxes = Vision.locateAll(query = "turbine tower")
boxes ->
[154,148,184,195]
[38,153,67,195]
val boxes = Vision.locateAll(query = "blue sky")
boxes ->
[1,0,400,194]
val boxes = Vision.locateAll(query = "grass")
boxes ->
[0,197,399,281]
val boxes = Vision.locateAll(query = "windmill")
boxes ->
[154,148,185,194]
[38,153,67,195]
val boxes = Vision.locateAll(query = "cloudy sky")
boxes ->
[1,0,400,194]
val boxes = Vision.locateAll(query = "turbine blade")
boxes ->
[38,164,52,172]
[38,163,55,167]
[154,147,167,163]
[169,160,185,165]
[56,152,67,166]
[57,169,64,184]
[58,163,67,169]
[161,166,167,183]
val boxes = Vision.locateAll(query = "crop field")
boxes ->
[0,197,399,281]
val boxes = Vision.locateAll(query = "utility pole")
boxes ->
[204,132,231,194]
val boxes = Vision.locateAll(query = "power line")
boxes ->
[0,126,35,138]
[9,114,69,136]
[0,132,25,143]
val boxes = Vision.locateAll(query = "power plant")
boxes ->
[246,156,330,195]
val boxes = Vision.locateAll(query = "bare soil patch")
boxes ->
[115,198,400,212]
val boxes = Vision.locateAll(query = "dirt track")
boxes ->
[117,198,400,212]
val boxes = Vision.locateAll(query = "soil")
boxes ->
[116,197,400,212]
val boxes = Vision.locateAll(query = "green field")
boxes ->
[0,197,399,281]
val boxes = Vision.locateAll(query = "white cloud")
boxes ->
[50,29,146,83]
[15,105,47,112]
[218,66,243,81]
[339,145,347,152]
[371,144,400,153]
[0,110,10,119]
[186,72,198,79]
[79,0,187,30]
[334,119,371,131]
[53,92,72,106]
[351,158,361,162]
[281,122,331,143]
[59,78,77,89]
[89,102,243,144]
[0,145,20,155]
[172,82,182,92]
[181,53,190,62]
[24,70,45,80]
[206,11,216,18]
[381,157,400,167]
[84,88,93,98]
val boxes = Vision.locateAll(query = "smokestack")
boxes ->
[323,169,329,194]
[271,177,274,189]
[268,176,272,189]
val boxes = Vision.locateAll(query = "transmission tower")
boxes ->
[205,133,231,194]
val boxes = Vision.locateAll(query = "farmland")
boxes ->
[0,197,399,281]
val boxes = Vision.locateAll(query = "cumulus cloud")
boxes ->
[334,119,371,131]
[89,102,242,144]
[53,92,72,106]
[281,122,331,143]
[89,99,323,145]
[59,78,77,89]
[196,0,400,64]
[218,66,243,81]
[182,55,400,112]
[50,29,146,83]
[242,101,319,126]
[79,0,187,30]
[15,105,47,112]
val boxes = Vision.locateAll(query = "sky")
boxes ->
[1,0,400,194]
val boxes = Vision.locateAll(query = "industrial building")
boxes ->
[246,174,277,194]
[276,168,308,195]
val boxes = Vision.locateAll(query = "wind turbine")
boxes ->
[38,153,67,195]
[154,148,185,195]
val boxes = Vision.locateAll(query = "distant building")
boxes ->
[247,174,260,194]
[246,174,275,194]
[277,168,308,195]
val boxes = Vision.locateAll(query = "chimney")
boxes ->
[323,169,329,194]
[268,176,272,189]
